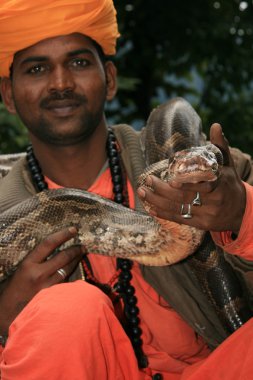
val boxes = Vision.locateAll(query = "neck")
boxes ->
[29,127,108,189]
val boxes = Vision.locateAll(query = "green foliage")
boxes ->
[0,103,28,153]
[1,0,253,155]
[112,0,253,154]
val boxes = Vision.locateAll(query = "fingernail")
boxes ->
[81,245,87,254]
[149,208,157,217]
[146,176,153,186]
[170,181,182,189]
[68,226,77,234]
[137,187,146,199]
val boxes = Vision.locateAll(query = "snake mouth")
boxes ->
[167,145,220,183]
[168,169,218,183]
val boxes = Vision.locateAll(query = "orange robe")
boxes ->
[212,182,253,259]
[1,170,253,379]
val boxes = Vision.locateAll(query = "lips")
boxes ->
[44,101,81,117]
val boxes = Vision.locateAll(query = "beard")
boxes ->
[14,90,106,146]
[26,108,104,146]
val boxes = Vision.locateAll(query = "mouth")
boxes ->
[44,101,81,117]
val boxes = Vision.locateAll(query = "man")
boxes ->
[0,1,253,379]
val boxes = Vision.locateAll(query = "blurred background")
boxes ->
[1,0,253,155]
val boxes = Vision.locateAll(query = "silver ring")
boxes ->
[57,268,67,280]
[180,203,192,219]
[192,192,201,206]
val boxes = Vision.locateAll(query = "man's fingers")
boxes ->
[46,245,84,277]
[169,178,218,193]
[48,247,84,284]
[138,176,197,204]
[27,226,79,262]
[210,123,234,167]
[209,123,228,149]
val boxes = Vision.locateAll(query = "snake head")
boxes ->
[167,144,223,183]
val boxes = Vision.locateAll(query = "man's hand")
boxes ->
[0,226,84,337]
[137,123,246,233]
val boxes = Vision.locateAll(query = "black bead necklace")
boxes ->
[106,128,148,369]
[25,128,149,371]
[26,145,48,192]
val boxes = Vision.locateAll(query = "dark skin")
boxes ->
[0,33,117,336]
[0,33,247,338]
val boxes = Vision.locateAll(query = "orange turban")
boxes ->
[0,0,119,77]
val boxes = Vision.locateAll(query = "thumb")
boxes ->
[210,123,233,167]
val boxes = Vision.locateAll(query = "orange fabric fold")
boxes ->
[0,0,120,77]
[211,182,253,260]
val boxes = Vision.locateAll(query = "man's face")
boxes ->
[3,33,116,146]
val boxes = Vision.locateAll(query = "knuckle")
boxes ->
[204,182,215,192]
[41,234,57,248]
[18,261,44,283]
[37,235,55,250]
[60,245,82,260]
[30,270,45,284]
[175,192,184,203]
[214,199,223,208]
[210,194,223,208]
[200,219,210,231]
[41,232,65,249]
[18,259,32,273]
[40,228,76,249]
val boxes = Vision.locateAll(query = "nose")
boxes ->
[47,65,75,93]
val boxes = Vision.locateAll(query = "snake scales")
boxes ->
[0,97,251,332]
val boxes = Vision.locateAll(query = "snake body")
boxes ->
[0,97,251,332]
[0,153,25,179]
[0,97,216,280]
[0,187,203,279]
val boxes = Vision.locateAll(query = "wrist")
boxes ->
[231,182,246,234]
[0,278,28,338]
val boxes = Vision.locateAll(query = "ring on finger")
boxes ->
[57,268,67,280]
[192,191,201,206]
[181,203,192,219]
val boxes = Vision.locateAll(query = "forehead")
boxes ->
[13,33,99,66]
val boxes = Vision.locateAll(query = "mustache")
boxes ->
[40,90,87,108]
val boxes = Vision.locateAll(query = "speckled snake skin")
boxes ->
[0,153,25,179]
[0,97,251,332]
[0,97,217,279]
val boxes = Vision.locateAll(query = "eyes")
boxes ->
[71,58,89,68]
[28,65,46,74]
[26,58,90,75]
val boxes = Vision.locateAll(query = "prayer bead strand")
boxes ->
[26,128,162,377]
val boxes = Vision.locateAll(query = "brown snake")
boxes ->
[0,97,251,332]
[0,97,221,279]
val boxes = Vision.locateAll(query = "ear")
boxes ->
[0,77,17,114]
[105,61,117,101]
